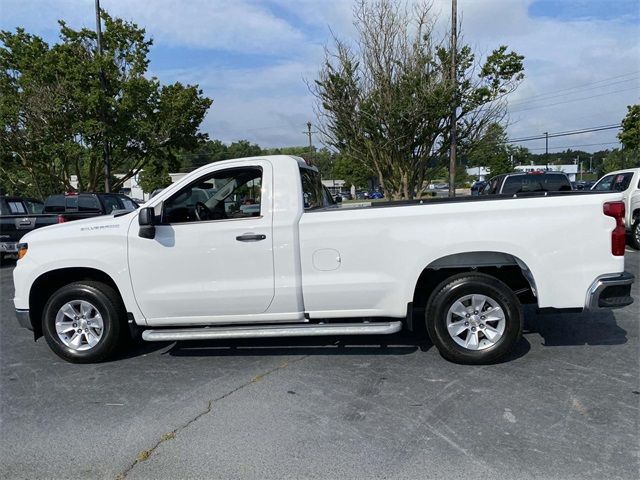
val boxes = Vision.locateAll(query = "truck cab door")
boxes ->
[127,161,275,325]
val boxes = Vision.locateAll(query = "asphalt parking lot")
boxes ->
[0,251,638,480]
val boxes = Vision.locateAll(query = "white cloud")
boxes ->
[1,0,638,150]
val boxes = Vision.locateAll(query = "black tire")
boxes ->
[42,281,126,363]
[630,216,640,250]
[425,273,523,364]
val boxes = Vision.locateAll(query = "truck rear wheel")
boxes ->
[42,281,125,363]
[425,273,523,364]
[630,217,640,250]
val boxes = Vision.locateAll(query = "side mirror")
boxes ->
[138,207,156,239]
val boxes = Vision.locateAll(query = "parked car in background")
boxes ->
[481,171,572,195]
[1,192,140,260]
[0,196,51,260]
[592,168,640,249]
[470,180,487,196]
[43,192,139,221]
[369,191,384,199]
[573,180,595,190]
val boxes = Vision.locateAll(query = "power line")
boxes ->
[509,86,639,113]
[526,141,620,152]
[507,72,639,107]
[508,124,621,143]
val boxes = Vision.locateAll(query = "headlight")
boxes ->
[17,243,28,260]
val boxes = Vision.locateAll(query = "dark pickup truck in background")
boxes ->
[1,192,138,260]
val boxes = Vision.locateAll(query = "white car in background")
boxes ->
[592,168,640,249]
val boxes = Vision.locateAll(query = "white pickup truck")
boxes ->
[592,167,640,249]
[13,155,634,364]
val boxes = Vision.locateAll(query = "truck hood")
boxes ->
[19,211,135,244]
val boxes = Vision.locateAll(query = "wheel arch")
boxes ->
[28,267,126,339]
[411,251,538,316]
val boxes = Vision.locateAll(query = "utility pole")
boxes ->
[544,131,549,171]
[95,0,111,192]
[448,0,457,198]
[589,156,593,173]
[303,122,317,165]
[577,155,582,180]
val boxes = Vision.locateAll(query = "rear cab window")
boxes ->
[300,168,329,210]
[502,174,571,194]
[79,195,101,212]
[44,195,65,213]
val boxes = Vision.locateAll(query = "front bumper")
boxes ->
[585,272,634,310]
[0,241,18,253]
[15,309,32,330]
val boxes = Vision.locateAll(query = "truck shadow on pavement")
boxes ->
[160,331,533,364]
[524,306,628,347]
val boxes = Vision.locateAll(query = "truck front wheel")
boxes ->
[42,281,125,363]
[425,273,523,364]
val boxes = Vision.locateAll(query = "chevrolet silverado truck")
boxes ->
[13,156,635,364]
[592,167,640,249]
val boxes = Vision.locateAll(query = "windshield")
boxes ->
[502,174,571,194]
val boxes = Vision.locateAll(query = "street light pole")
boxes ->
[95,0,111,192]
[544,131,549,170]
[448,0,457,198]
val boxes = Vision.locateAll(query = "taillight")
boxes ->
[603,201,626,256]
[57,214,66,223]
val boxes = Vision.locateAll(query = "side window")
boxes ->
[163,167,263,224]
[78,195,101,212]
[23,200,44,214]
[7,201,27,214]
[300,168,326,210]
[593,174,614,191]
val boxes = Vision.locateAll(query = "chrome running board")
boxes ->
[142,321,402,342]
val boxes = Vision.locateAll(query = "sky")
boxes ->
[1,0,639,154]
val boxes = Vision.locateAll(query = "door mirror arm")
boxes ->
[138,206,156,239]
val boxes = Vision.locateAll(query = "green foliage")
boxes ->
[0,12,211,197]
[332,155,373,189]
[313,0,524,199]
[619,104,640,151]
[227,140,262,159]
[138,161,172,193]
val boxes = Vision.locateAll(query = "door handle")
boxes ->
[236,233,266,242]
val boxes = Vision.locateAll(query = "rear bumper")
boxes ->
[585,272,634,310]
[15,309,32,330]
[0,241,18,253]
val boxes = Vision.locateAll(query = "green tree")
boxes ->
[138,160,172,193]
[333,154,373,189]
[227,140,261,159]
[619,104,640,151]
[0,12,212,198]
[313,0,524,199]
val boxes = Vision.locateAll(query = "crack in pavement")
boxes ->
[116,356,308,479]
